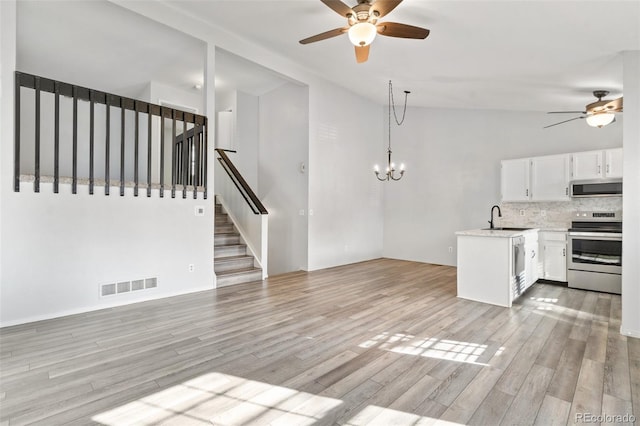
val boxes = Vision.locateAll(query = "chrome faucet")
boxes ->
[489,205,502,229]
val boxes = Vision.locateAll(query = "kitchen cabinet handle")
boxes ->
[526,189,529,197]
[563,248,566,257]
[565,187,568,196]
[531,251,536,259]
[598,165,601,174]
[607,164,610,174]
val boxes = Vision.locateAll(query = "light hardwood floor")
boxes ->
[0,258,638,425]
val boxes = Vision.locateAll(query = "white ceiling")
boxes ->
[167,0,639,112]
[16,0,640,115]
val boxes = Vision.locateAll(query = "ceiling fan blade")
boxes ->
[603,96,623,112]
[543,116,585,129]
[376,22,430,39]
[547,111,587,114]
[299,27,348,44]
[355,45,370,63]
[320,0,354,17]
[371,0,403,18]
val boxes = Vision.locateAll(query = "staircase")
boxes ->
[214,200,263,287]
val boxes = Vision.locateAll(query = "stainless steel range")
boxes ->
[568,211,622,294]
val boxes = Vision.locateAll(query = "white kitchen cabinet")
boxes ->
[571,148,623,180]
[571,150,602,180]
[501,159,530,202]
[539,231,567,282]
[605,148,623,178]
[531,154,570,201]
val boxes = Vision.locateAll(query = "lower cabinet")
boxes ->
[539,231,568,282]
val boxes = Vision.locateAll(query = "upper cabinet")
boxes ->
[605,148,623,178]
[501,147,622,203]
[531,154,570,201]
[571,148,623,180]
[501,159,530,202]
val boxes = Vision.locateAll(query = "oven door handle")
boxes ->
[569,232,622,238]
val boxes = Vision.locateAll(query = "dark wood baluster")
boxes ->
[14,73,21,192]
[147,105,152,197]
[203,119,208,199]
[105,95,110,195]
[89,91,95,195]
[134,104,139,197]
[72,86,78,194]
[171,112,176,198]
[193,123,200,199]
[54,82,60,194]
[34,76,41,193]
[182,115,188,199]
[120,101,125,196]
[159,107,165,198]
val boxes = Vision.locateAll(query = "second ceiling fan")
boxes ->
[299,0,430,63]
[545,91,623,129]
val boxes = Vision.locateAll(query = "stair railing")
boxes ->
[215,149,267,214]
[214,148,268,279]
[14,71,208,198]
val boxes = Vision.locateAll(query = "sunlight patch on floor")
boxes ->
[91,372,343,426]
[530,296,559,311]
[359,332,489,365]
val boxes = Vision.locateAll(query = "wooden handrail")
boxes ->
[215,149,268,215]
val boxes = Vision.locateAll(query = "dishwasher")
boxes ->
[512,236,526,298]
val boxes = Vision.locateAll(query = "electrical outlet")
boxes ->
[188,264,195,272]
[299,209,305,216]
[519,209,526,216]
[540,210,546,217]
[194,206,205,216]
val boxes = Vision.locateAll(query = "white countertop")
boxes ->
[455,228,539,238]
[455,227,568,238]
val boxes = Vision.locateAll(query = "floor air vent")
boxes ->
[101,277,157,297]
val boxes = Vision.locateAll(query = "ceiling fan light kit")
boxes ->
[586,112,615,128]
[544,90,623,129]
[300,0,430,63]
[348,22,377,46]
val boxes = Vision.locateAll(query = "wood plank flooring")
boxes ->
[0,258,637,425]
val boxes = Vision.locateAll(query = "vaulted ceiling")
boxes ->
[17,0,640,114]
[167,0,639,112]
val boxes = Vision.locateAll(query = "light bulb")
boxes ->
[348,22,377,47]
[400,163,405,171]
[374,164,379,172]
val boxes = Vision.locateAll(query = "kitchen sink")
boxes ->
[482,227,533,231]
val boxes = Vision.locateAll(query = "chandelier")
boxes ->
[375,80,409,181]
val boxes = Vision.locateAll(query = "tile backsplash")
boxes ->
[499,197,622,229]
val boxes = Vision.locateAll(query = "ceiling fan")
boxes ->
[544,91,623,129]
[299,0,430,63]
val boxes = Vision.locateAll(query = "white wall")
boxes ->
[383,107,623,266]
[1,183,213,326]
[231,90,260,189]
[621,50,640,338]
[307,81,384,271]
[259,83,309,275]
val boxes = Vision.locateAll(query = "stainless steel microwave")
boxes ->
[571,179,623,198]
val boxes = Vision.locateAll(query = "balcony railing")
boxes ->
[14,71,208,199]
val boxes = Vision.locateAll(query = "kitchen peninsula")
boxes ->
[455,228,539,307]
